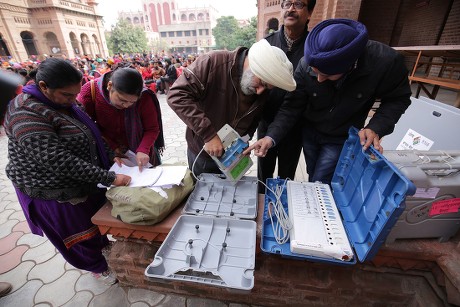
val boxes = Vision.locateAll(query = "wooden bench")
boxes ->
[393,46,460,107]
[409,75,460,107]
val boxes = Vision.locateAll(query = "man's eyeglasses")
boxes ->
[281,1,307,10]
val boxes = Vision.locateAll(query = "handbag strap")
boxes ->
[90,79,96,103]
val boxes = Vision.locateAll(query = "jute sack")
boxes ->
[106,169,194,225]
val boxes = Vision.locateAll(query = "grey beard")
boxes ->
[240,69,257,96]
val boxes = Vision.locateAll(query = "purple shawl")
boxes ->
[22,84,110,169]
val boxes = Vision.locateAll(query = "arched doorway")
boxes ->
[80,33,91,55]
[20,31,38,57]
[0,33,11,57]
[44,32,62,55]
[69,32,81,55]
[92,34,102,57]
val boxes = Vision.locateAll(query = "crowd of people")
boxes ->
[0,51,197,95]
[0,0,413,295]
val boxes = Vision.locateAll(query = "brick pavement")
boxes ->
[0,93,261,307]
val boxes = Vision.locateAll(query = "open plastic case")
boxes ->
[261,127,416,265]
[145,174,258,290]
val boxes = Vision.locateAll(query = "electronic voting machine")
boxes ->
[261,127,416,265]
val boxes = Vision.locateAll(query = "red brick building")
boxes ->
[257,0,460,47]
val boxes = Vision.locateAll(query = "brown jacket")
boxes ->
[167,47,268,155]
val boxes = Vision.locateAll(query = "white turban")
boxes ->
[248,39,296,92]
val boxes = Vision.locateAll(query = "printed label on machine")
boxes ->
[396,128,434,150]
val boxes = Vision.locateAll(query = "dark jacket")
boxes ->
[167,47,268,155]
[266,40,412,144]
[4,93,116,202]
[260,25,309,127]
[165,64,177,82]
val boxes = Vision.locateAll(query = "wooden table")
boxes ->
[393,45,460,107]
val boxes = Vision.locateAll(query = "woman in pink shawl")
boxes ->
[78,66,165,168]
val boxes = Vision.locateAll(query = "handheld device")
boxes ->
[210,124,253,182]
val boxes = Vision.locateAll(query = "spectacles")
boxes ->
[281,1,307,10]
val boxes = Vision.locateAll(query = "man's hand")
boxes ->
[204,135,224,157]
[243,136,274,157]
[358,128,382,153]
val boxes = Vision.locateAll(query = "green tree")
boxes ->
[107,18,148,54]
[213,16,258,51]
[234,17,258,48]
[213,16,240,50]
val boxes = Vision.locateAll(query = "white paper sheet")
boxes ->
[109,164,163,187]
[151,165,188,187]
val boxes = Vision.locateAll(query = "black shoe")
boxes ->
[0,282,12,297]
[159,91,165,94]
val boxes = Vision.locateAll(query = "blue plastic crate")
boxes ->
[261,127,416,265]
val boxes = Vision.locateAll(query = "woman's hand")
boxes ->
[114,146,128,157]
[112,174,132,187]
[136,152,150,172]
[113,156,124,167]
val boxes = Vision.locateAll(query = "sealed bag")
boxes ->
[106,170,194,225]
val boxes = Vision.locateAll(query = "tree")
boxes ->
[149,38,170,55]
[213,16,258,51]
[213,16,240,50]
[107,18,148,54]
[234,17,257,48]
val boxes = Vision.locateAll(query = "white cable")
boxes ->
[192,148,292,244]
[191,147,206,181]
[259,179,292,245]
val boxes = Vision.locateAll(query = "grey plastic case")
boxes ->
[183,173,258,219]
[384,150,460,243]
[145,174,258,290]
[381,96,460,150]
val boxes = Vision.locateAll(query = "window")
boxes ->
[168,31,175,37]
[199,29,203,35]
[205,29,209,35]
[185,31,191,37]
[176,31,183,37]
[160,32,167,38]
[192,30,196,36]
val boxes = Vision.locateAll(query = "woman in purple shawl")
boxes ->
[3,58,131,285]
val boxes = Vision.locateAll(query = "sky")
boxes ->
[96,0,258,30]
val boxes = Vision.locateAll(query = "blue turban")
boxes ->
[304,19,368,75]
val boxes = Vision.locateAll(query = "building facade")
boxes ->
[121,0,217,54]
[256,0,460,47]
[0,0,109,62]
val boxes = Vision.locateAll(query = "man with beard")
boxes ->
[257,0,316,192]
[167,39,296,176]
[245,19,411,185]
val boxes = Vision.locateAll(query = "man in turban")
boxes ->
[167,39,296,176]
[245,19,411,185]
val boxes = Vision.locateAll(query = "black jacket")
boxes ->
[266,40,412,144]
[258,25,309,137]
